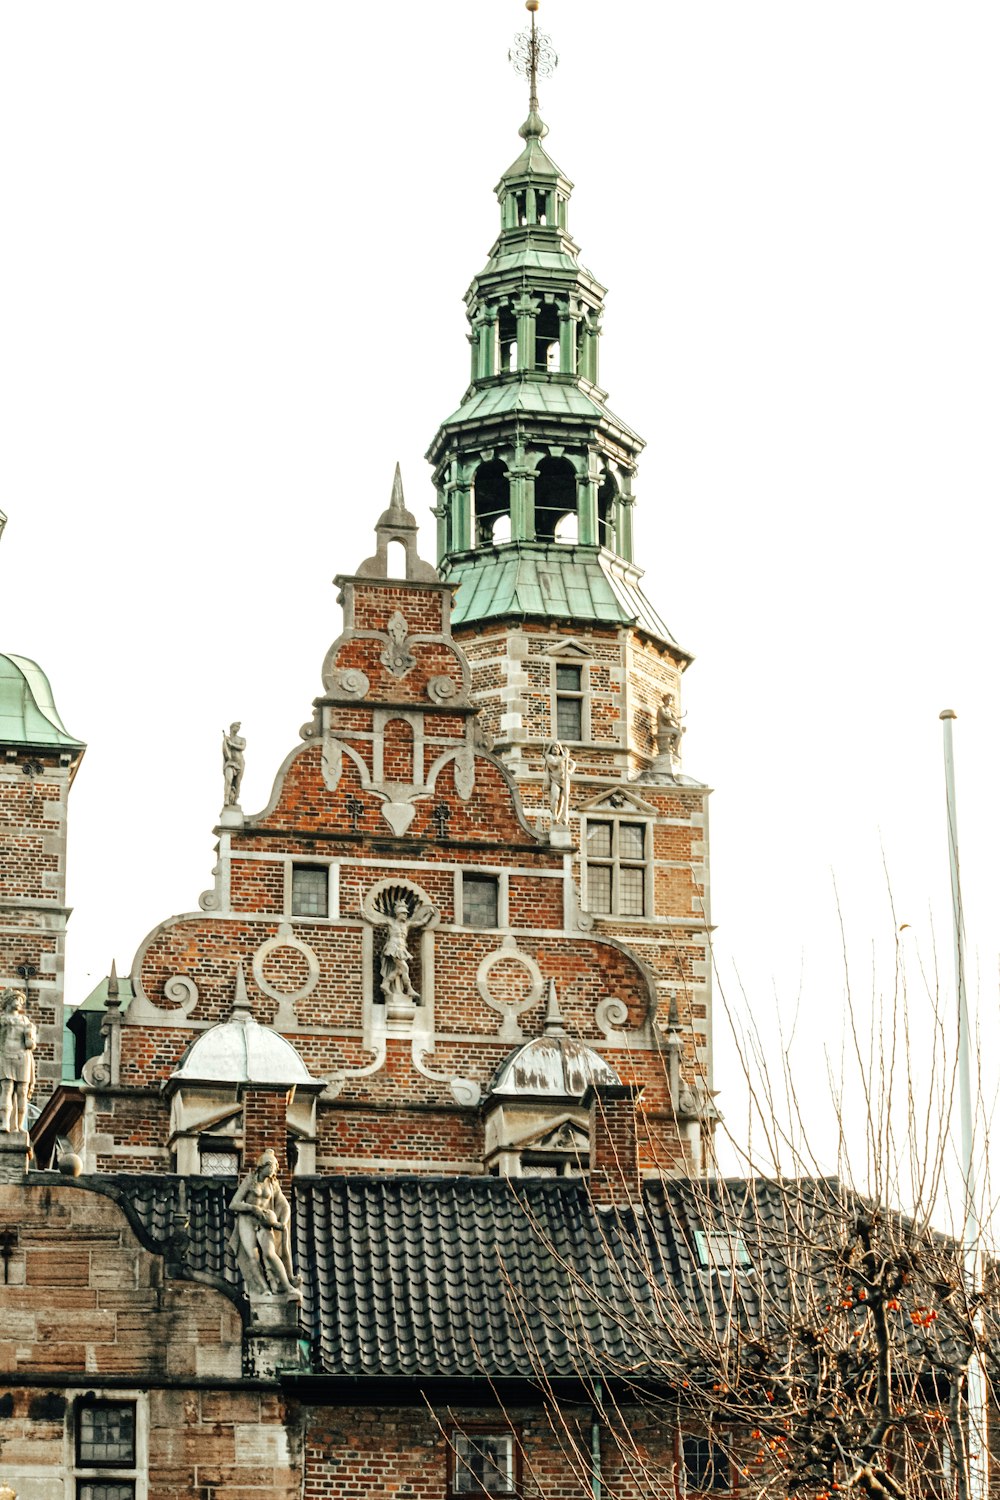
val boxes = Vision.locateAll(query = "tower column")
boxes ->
[557,299,580,376]
[577,454,602,546]
[508,445,536,541]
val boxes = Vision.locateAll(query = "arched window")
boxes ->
[534,457,578,544]
[474,460,511,547]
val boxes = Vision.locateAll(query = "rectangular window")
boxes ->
[682,1435,734,1493]
[77,1403,135,1468]
[452,1432,515,1496]
[555,663,584,741]
[73,1398,139,1500]
[463,873,499,928]
[291,863,328,917]
[585,818,648,917]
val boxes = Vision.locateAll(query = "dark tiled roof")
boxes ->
[42,1172,966,1381]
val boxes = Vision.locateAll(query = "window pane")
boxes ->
[619,822,645,861]
[463,874,499,928]
[619,866,645,916]
[78,1404,135,1465]
[78,1486,136,1500]
[683,1436,731,1492]
[587,865,612,914]
[555,695,582,741]
[555,664,582,692]
[291,865,328,917]
[454,1433,514,1494]
[199,1149,240,1178]
[586,822,612,859]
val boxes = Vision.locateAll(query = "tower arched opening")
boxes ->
[534,458,578,544]
[534,303,560,372]
[474,461,511,547]
[498,306,517,373]
[598,472,619,551]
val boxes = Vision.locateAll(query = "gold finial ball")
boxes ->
[526,1,540,10]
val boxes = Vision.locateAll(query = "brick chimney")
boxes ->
[583,1081,644,1208]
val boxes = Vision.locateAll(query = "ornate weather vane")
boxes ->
[509,0,558,117]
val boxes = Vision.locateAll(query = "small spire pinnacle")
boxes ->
[389,462,406,517]
[543,978,565,1036]
[230,961,253,1024]
[509,1,557,139]
[106,959,121,1011]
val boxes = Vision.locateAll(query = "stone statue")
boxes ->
[222,721,246,806]
[376,897,434,1007]
[655,693,685,769]
[229,1149,301,1300]
[0,988,37,1133]
[544,741,576,826]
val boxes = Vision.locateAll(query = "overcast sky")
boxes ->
[2,2,998,1183]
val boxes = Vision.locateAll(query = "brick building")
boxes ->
[0,20,735,1500]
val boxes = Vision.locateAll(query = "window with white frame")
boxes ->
[584,817,648,916]
[450,1430,516,1496]
[291,863,328,918]
[553,662,585,741]
[73,1397,139,1499]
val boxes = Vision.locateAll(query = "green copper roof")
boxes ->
[439,375,639,437]
[497,130,570,189]
[445,544,686,651]
[0,653,84,750]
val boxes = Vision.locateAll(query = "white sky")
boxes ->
[2,2,998,1184]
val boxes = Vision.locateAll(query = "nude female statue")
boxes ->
[228,1148,301,1299]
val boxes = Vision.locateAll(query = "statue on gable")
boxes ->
[376,894,435,1008]
[222,721,246,806]
[655,693,685,771]
[544,741,576,826]
[0,989,37,1133]
[229,1148,302,1300]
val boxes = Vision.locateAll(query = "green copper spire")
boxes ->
[426,6,683,652]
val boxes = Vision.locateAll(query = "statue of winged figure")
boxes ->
[372,889,435,1006]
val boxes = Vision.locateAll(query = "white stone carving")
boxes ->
[412,1040,481,1108]
[380,611,416,677]
[476,936,544,1043]
[381,799,417,836]
[453,746,475,801]
[163,975,200,1018]
[334,668,370,699]
[323,1037,387,1099]
[595,995,629,1046]
[251,923,320,1028]
[322,735,343,792]
[427,674,458,704]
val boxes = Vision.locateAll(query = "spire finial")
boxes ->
[230,961,253,1024]
[543,978,565,1036]
[509,1,557,138]
[389,462,405,517]
[107,958,121,1011]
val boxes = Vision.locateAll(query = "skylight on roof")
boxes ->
[693,1229,753,1274]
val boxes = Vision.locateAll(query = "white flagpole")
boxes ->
[940,709,986,1500]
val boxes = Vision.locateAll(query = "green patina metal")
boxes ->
[0,653,84,750]
[426,76,680,650]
